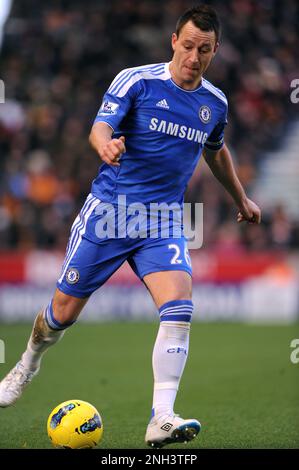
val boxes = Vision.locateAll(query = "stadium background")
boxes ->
[0,0,298,450]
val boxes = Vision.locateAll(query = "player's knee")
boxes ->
[170,276,192,302]
[175,287,192,302]
[158,287,192,308]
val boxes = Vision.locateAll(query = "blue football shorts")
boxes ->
[57,193,192,298]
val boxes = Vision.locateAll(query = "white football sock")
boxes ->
[152,321,190,419]
[21,309,65,371]
[21,342,45,371]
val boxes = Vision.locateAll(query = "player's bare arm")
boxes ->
[203,144,262,224]
[89,121,126,167]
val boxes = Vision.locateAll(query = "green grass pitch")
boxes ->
[0,322,298,449]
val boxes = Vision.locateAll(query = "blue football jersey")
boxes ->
[92,62,228,207]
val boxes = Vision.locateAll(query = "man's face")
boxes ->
[171,20,218,89]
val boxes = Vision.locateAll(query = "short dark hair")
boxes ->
[176,5,221,43]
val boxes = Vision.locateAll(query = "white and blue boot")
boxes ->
[145,410,201,448]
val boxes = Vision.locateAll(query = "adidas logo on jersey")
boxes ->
[156,99,169,109]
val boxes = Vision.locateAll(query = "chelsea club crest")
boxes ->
[199,105,211,124]
[66,268,80,284]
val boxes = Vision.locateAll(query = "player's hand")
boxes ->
[99,136,126,167]
[237,198,261,224]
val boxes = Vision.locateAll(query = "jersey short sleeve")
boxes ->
[93,69,142,131]
[204,102,228,151]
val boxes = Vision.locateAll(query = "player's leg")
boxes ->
[143,270,200,447]
[129,239,200,447]
[0,289,88,408]
[144,270,192,420]
[143,270,192,420]
[21,288,88,371]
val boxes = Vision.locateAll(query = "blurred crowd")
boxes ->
[0,0,298,253]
